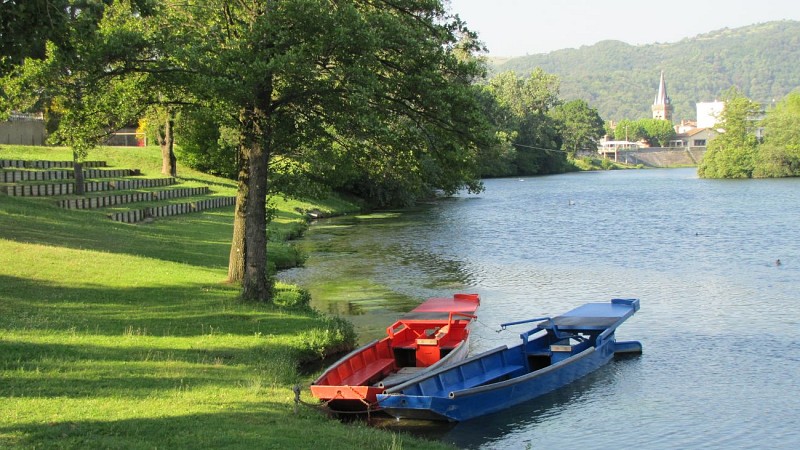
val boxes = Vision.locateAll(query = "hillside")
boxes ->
[492,21,800,122]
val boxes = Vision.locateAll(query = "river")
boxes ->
[280,168,800,449]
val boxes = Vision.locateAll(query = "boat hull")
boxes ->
[378,298,641,421]
[310,293,480,411]
[380,341,614,421]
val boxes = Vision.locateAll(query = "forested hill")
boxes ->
[491,21,800,122]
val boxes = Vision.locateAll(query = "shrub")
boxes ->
[298,315,357,360]
[273,285,312,310]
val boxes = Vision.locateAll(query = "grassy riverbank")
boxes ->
[0,145,451,449]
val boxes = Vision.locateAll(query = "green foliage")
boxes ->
[549,99,605,156]
[272,283,313,310]
[268,241,307,272]
[612,119,645,141]
[570,155,634,171]
[159,0,489,210]
[639,119,677,147]
[493,21,800,122]
[699,88,761,178]
[612,118,675,147]
[478,70,567,176]
[0,0,69,75]
[754,90,800,177]
[175,108,239,179]
[2,1,152,160]
[298,315,358,360]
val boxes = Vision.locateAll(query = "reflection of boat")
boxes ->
[377,298,641,422]
[310,293,480,411]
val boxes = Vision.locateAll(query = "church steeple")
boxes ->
[652,71,673,122]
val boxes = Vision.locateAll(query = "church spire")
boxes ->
[654,71,670,105]
[652,71,673,121]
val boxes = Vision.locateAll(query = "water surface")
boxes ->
[281,168,800,449]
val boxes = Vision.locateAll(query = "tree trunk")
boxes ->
[231,75,274,302]
[241,127,270,301]
[227,142,248,283]
[160,112,177,176]
[72,150,85,195]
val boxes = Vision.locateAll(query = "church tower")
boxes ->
[652,71,673,122]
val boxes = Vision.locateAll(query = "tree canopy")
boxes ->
[754,91,800,177]
[477,70,567,176]
[698,88,761,178]
[549,99,605,157]
[157,0,490,300]
[2,1,153,192]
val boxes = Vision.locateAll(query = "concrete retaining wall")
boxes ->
[0,160,107,169]
[0,120,46,146]
[109,197,237,223]
[0,168,134,182]
[57,187,211,209]
[613,147,707,167]
[5,177,176,197]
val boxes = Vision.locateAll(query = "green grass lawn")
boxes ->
[0,145,450,449]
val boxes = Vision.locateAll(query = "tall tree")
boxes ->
[549,99,605,157]
[2,1,152,193]
[699,88,761,178]
[754,91,800,177]
[161,0,488,301]
[482,70,565,175]
[639,119,677,147]
[141,106,179,176]
[612,119,645,142]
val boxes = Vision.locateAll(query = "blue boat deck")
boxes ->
[538,299,639,333]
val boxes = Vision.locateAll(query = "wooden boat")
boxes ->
[377,298,642,421]
[310,293,480,411]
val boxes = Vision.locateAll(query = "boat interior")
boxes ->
[387,320,469,367]
[316,319,471,389]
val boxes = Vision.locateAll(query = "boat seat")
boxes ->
[443,364,524,393]
[339,358,395,386]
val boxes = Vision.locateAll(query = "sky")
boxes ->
[447,0,800,56]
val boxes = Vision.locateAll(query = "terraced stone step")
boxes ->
[0,159,107,169]
[109,196,237,223]
[57,186,212,209]
[5,177,176,196]
[1,168,138,182]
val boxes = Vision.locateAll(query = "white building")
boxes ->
[696,101,725,128]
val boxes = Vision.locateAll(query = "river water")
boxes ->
[280,168,800,449]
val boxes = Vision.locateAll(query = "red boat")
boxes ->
[310,293,480,411]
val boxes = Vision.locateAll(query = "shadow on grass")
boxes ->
[0,339,293,398]
[0,274,321,337]
[0,404,321,449]
[0,195,232,269]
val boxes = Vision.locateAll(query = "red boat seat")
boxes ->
[339,358,396,386]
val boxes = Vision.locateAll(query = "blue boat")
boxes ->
[377,298,642,422]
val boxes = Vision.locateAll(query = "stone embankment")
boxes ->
[614,147,707,167]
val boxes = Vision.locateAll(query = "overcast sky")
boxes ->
[447,0,800,56]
